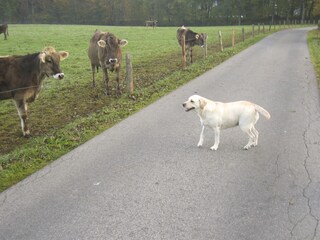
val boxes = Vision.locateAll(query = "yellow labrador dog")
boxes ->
[182,95,270,150]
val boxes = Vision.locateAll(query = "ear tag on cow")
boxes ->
[97,40,106,48]
[196,34,199,39]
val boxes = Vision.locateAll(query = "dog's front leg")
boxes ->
[197,125,205,147]
[210,127,220,151]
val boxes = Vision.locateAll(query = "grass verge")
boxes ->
[308,29,320,87]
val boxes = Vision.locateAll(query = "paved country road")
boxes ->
[1,28,320,240]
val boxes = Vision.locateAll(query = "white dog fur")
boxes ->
[182,95,270,150]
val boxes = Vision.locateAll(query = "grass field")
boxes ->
[0,23,295,191]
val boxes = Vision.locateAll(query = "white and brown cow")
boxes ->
[88,30,128,96]
[0,47,69,137]
[145,20,158,28]
[177,26,206,68]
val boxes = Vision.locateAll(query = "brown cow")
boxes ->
[177,26,206,68]
[0,24,9,40]
[88,30,128,95]
[0,47,69,137]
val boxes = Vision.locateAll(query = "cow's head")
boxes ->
[195,33,206,48]
[97,33,128,71]
[39,47,69,79]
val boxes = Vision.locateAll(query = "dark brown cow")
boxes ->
[0,24,9,40]
[177,26,206,68]
[0,47,69,137]
[88,30,128,95]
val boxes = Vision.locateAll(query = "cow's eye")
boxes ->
[46,58,52,63]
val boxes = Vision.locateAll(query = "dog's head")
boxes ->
[182,95,207,112]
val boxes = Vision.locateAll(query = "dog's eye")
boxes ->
[190,100,194,103]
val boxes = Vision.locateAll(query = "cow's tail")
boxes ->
[254,104,271,119]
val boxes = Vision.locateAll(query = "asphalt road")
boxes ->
[1,28,320,240]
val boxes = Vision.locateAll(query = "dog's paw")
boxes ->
[210,145,218,151]
[243,144,254,150]
[197,143,203,147]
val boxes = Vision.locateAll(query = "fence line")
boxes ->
[126,21,316,95]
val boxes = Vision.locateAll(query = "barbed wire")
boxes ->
[0,85,40,95]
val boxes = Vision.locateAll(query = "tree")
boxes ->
[0,0,316,25]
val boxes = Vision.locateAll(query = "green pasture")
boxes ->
[0,23,294,191]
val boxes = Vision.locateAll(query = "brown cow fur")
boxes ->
[0,47,69,137]
[88,30,128,95]
[177,26,206,68]
[0,24,9,40]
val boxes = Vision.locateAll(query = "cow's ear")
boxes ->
[119,39,128,47]
[195,34,199,39]
[97,40,106,48]
[59,51,69,61]
[39,52,46,63]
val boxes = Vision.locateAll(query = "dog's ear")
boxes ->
[199,98,207,110]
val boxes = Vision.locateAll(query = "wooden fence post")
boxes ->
[126,53,134,96]
[232,29,235,47]
[218,31,223,51]
[204,33,208,58]
[242,27,245,42]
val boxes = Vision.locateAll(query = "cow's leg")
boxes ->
[103,68,110,95]
[116,67,121,96]
[4,32,7,40]
[190,47,193,64]
[186,48,191,65]
[181,46,186,69]
[91,64,96,87]
[14,99,30,137]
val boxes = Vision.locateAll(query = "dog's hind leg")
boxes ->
[198,125,205,147]
[210,127,220,151]
[242,125,256,150]
[252,126,259,146]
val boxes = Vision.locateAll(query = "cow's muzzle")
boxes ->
[53,73,65,79]
[109,58,118,64]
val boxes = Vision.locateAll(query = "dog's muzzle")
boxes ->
[182,103,195,112]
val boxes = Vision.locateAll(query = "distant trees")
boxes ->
[0,0,318,25]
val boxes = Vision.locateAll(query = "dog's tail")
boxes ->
[254,104,271,119]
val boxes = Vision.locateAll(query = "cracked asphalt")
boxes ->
[1,27,320,240]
